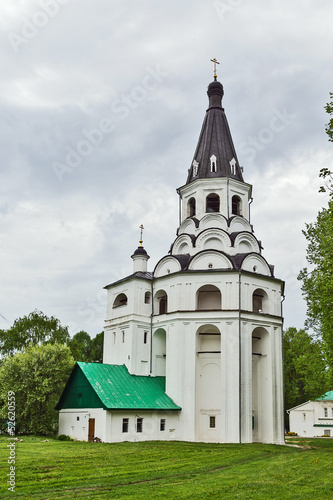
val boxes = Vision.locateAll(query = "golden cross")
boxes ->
[139,224,144,247]
[210,58,220,80]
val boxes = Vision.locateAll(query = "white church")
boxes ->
[57,68,285,445]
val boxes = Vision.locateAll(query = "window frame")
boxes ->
[209,416,216,429]
[122,418,129,433]
[136,417,143,433]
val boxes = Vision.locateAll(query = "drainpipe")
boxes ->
[227,178,230,219]
[248,197,254,224]
[150,277,154,375]
[280,294,285,318]
[281,294,286,437]
[238,270,242,443]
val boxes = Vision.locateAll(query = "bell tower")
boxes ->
[103,64,285,445]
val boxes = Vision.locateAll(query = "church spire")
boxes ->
[186,70,243,184]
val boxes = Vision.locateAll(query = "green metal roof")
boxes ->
[313,424,333,427]
[316,391,333,401]
[56,363,181,411]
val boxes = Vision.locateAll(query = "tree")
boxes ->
[90,331,104,363]
[0,343,74,435]
[325,92,333,142]
[298,198,333,367]
[68,331,104,362]
[68,330,92,362]
[297,92,333,366]
[319,94,333,193]
[284,327,329,422]
[0,310,70,357]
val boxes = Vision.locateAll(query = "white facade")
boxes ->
[288,399,333,437]
[59,409,180,443]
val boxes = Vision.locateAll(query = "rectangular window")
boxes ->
[136,418,143,433]
[324,407,328,417]
[122,331,125,343]
[122,418,129,433]
[113,332,116,344]
[77,416,80,421]
[209,416,216,428]
[302,413,306,421]
[144,331,148,344]
[160,419,166,431]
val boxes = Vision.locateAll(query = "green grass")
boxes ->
[1,436,333,499]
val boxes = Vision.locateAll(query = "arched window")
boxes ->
[232,195,241,216]
[113,293,128,308]
[196,285,222,310]
[187,197,196,217]
[206,193,220,213]
[252,289,268,313]
[197,324,221,352]
[154,290,168,315]
[144,291,151,304]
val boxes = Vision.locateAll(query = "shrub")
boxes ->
[57,434,73,441]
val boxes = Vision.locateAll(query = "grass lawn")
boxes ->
[1,436,332,499]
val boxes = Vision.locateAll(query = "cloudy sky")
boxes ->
[0,0,332,336]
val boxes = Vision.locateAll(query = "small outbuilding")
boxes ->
[56,362,181,442]
[287,391,333,437]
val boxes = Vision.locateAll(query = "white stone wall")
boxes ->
[59,409,180,443]
[109,411,180,442]
[59,409,108,442]
[289,400,333,437]
[102,266,284,444]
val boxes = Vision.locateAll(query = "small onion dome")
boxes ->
[131,246,150,273]
[132,246,148,257]
[207,80,224,108]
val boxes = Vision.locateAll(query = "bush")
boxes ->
[57,434,73,441]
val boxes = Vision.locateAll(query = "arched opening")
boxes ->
[252,328,270,442]
[113,293,128,308]
[152,328,166,376]
[154,290,168,315]
[197,285,221,310]
[252,289,269,314]
[232,195,242,216]
[206,193,220,213]
[144,291,151,304]
[187,197,196,217]
[196,324,221,353]
[195,324,221,442]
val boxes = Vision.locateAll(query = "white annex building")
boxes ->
[288,391,333,437]
[57,70,285,445]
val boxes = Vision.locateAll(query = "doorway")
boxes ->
[88,418,95,442]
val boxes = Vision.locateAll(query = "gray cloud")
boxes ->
[1,0,333,334]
